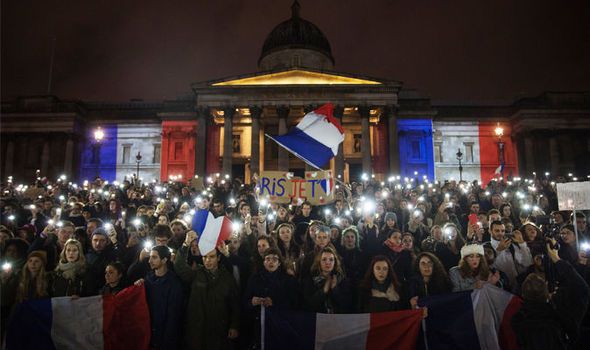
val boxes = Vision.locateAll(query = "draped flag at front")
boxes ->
[5,285,151,350]
[263,308,423,350]
[267,103,344,169]
[418,284,522,350]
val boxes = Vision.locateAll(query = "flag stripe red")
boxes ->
[366,309,423,350]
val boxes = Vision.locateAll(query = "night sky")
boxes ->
[2,0,589,104]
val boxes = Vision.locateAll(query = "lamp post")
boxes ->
[135,151,142,185]
[456,148,464,182]
[93,127,104,178]
[494,123,505,181]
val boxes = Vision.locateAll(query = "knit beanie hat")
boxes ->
[27,250,47,266]
[460,244,484,259]
[384,212,397,222]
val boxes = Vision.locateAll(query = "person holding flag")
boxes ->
[175,229,240,350]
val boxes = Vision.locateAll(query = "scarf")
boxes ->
[384,239,404,253]
[56,261,84,280]
[370,282,399,302]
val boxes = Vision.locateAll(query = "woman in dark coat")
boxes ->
[50,239,96,296]
[407,252,452,307]
[358,255,408,313]
[302,246,353,313]
[379,230,414,284]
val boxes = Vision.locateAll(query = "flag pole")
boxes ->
[260,305,266,350]
[573,204,580,252]
[422,318,429,350]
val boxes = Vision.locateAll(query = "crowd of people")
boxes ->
[1,172,590,349]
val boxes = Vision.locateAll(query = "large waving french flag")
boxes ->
[267,103,344,169]
[6,285,150,350]
[263,308,423,350]
[191,209,233,255]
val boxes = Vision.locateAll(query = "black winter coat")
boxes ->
[144,270,185,350]
[512,260,590,349]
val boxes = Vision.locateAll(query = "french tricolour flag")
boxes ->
[191,209,233,254]
[6,285,150,350]
[267,103,344,169]
[419,283,522,350]
[263,308,423,350]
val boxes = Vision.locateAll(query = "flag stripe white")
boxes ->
[471,284,514,350]
[296,111,344,156]
[51,295,104,350]
[198,212,226,255]
[315,313,370,350]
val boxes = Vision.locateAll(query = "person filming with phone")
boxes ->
[486,220,532,292]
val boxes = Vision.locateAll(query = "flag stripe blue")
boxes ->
[418,291,481,350]
[6,299,56,350]
[265,308,317,350]
[268,128,335,169]
[191,209,209,236]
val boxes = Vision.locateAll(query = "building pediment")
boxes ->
[203,69,385,87]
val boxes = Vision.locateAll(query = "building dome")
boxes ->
[258,1,335,71]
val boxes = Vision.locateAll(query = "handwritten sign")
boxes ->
[557,182,590,210]
[259,170,335,205]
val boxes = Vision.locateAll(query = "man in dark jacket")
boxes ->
[140,245,184,350]
[175,231,240,350]
[512,240,590,349]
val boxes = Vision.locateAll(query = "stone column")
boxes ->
[549,135,560,176]
[63,136,74,175]
[385,105,400,175]
[249,106,262,176]
[358,105,372,174]
[222,107,235,178]
[523,133,535,175]
[4,138,15,176]
[277,106,289,171]
[195,106,209,177]
[333,105,344,179]
[41,138,51,175]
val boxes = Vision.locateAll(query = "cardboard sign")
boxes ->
[557,182,590,210]
[189,177,204,191]
[259,170,335,205]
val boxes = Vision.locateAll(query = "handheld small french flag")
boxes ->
[191,209,233,255]
[267,103,344,169]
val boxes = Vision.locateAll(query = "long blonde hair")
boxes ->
[16,255,48,302]
[57,239,86,265]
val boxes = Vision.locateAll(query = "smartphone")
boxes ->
[468,213,478,226]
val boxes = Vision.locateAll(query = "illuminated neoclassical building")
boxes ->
[2,2,589,183]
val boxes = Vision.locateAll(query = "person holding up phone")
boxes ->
[487,220,532,292]
[512,239,590,349]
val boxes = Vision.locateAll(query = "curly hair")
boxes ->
[413,252,452,292]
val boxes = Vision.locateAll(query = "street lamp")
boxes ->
[494,123,505,181]
[93,127,105,178]
[456,148,464,182]
[135,151,142,185]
